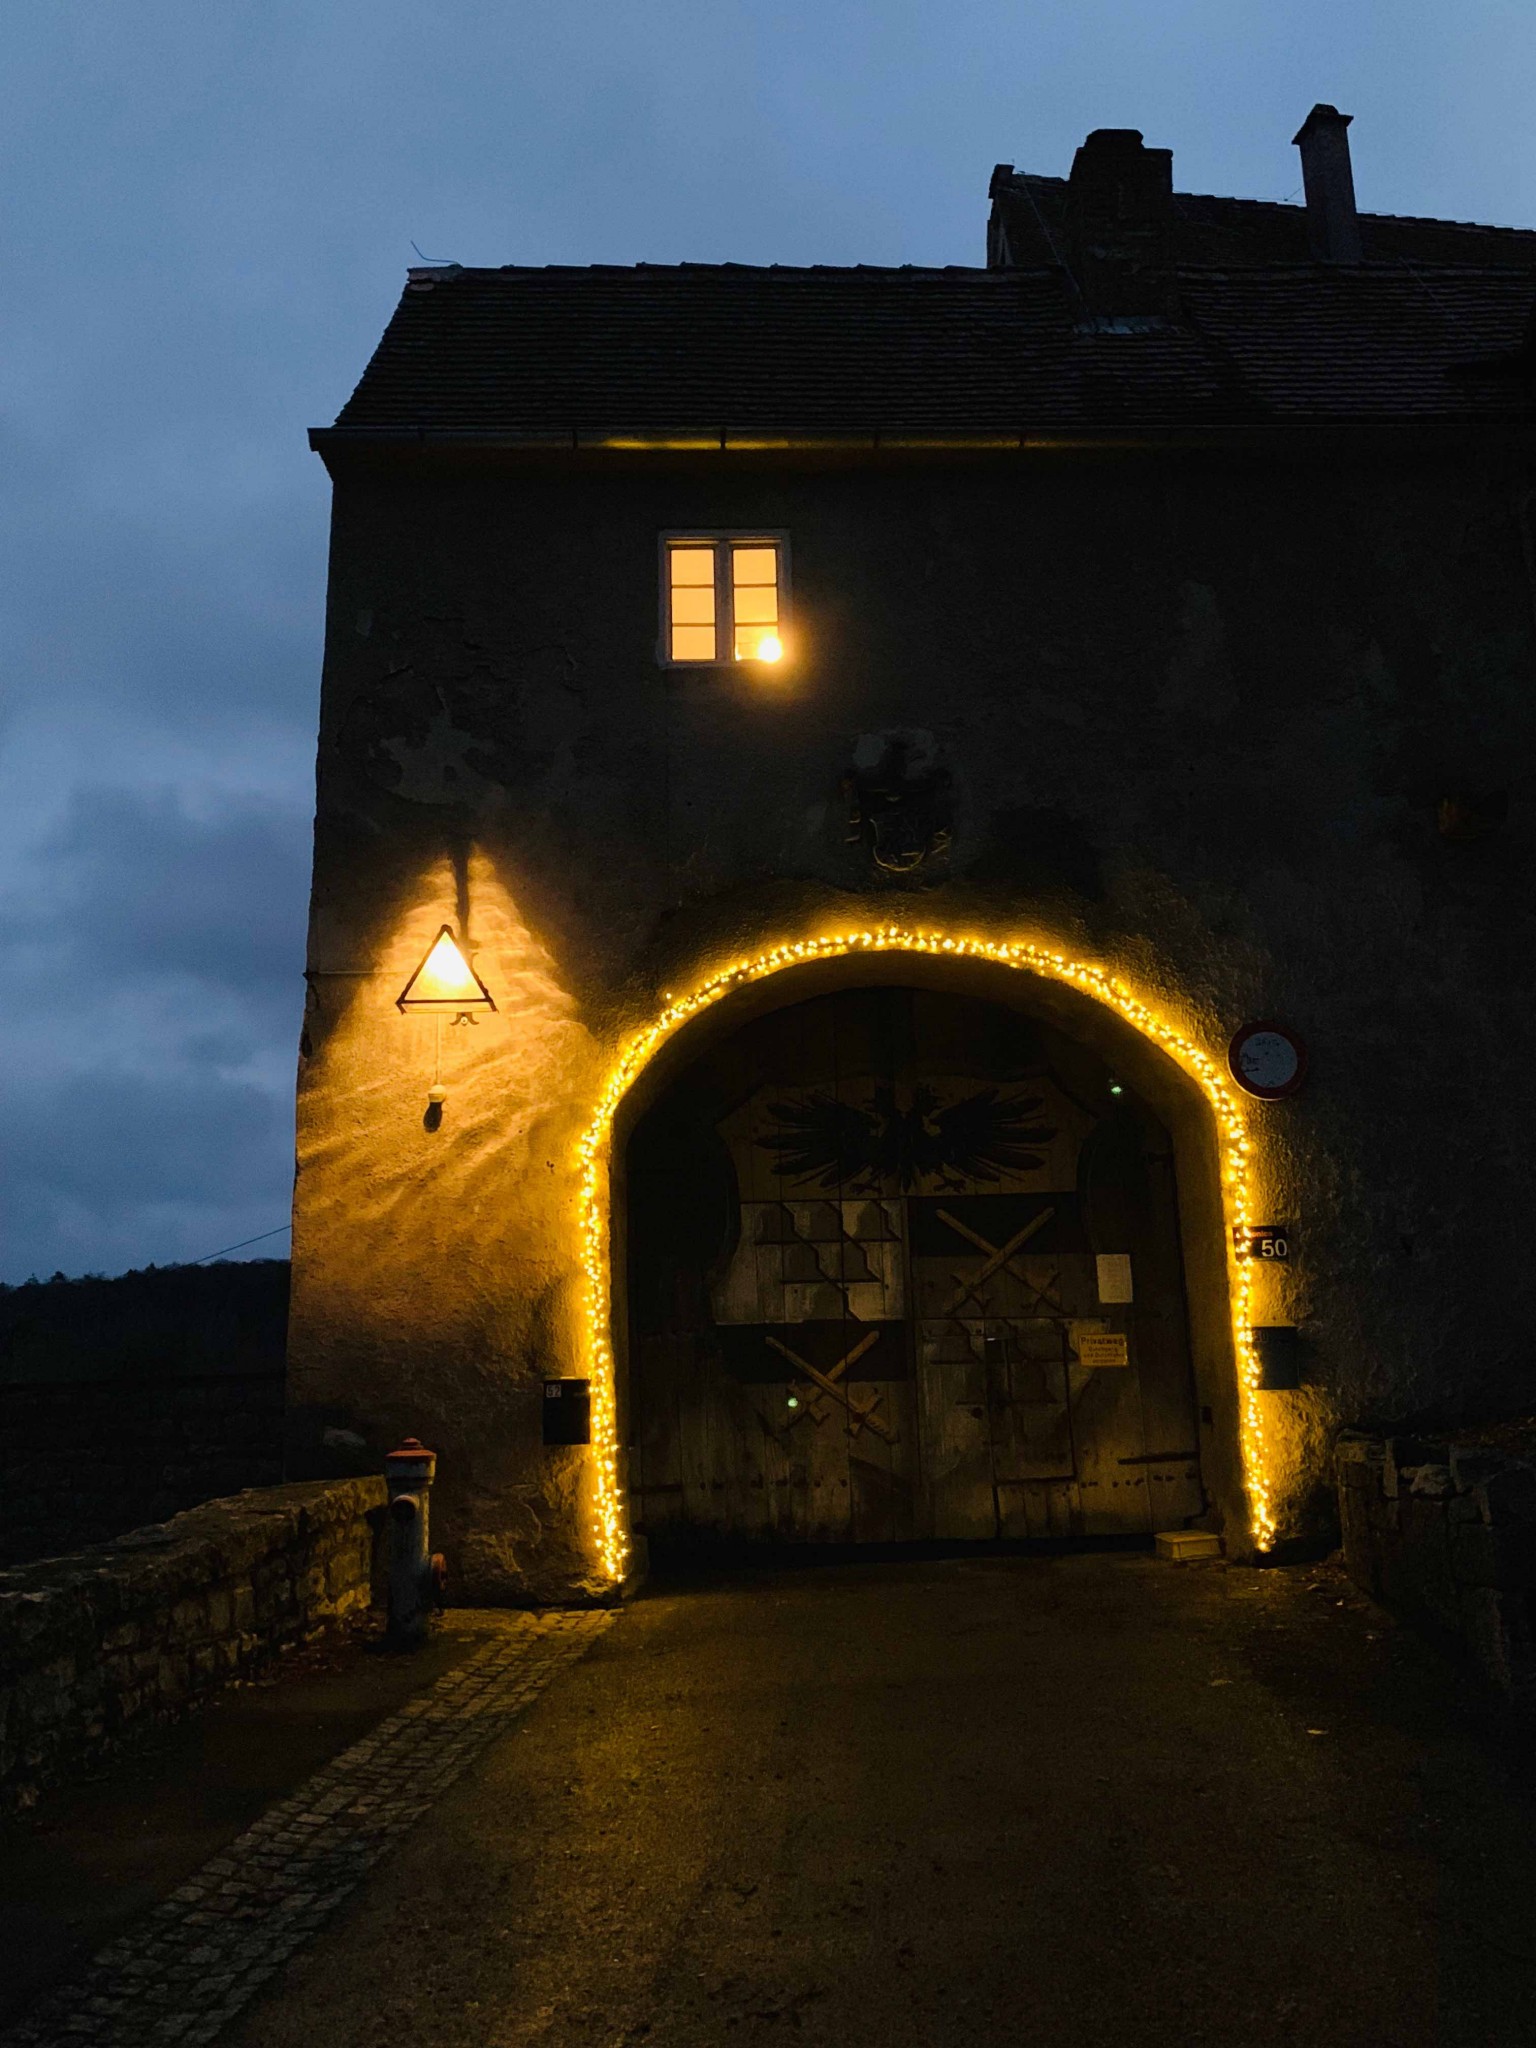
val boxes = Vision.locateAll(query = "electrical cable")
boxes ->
[190,1223,292,1265]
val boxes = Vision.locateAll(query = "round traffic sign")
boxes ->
[1228,1020,1308,1101]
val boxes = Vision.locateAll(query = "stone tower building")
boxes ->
[291,111,1536,1601]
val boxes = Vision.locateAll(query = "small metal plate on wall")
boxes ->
[542,1378,592,1446]
[1234,1225,1293,1261]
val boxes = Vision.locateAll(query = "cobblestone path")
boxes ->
[1,1611,613,2048]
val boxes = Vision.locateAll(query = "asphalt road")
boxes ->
[231,1552,1536,2048]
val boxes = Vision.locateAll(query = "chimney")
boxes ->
[1292,104,1362,263]
[1062,129,1174,320]
[987,163,1017,267]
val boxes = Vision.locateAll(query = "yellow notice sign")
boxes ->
[1076,1331,1130,1369]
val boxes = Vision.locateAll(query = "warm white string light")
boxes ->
[575,927,1275,1583]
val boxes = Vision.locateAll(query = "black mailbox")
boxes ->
[1252,1326,1302,1391]
[542,1377,592,1446]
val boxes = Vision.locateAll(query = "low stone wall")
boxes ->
[0,1373,286,1568]
[1336,1430,1536,1713]
[0,1477,387,1810]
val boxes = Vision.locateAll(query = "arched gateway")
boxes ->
[578,933,1270,1584]
[627,982,1203,1550]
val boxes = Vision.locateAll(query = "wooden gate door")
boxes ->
[625,987,1204,1548]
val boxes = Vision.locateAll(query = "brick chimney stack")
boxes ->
[1062,129,1174,320]
[1293,104,1362,264]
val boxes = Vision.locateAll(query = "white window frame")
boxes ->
[657,531,791,669]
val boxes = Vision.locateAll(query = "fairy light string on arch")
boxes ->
[575,926,1276,1582]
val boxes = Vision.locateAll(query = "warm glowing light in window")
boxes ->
[664,538,786,665]
[574,928,1277,1587]
[667,545,716,663]
[669,547,714,584]
[731,542,779,661]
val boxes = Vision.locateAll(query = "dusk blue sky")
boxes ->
[3,3,1533,1281]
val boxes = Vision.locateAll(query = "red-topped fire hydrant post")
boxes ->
[384,1436,446,1647]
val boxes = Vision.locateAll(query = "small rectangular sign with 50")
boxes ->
[1234,1225,1292,1261]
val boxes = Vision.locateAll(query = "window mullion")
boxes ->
[716,542,731,664]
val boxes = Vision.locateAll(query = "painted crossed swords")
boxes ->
[767,1328,893,1439]
[936,1203,1060,1317]
[767,1205,1059,1439]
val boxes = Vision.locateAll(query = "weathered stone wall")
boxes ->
[1336,1430,1536,1712]
[0,1374,285,1567]
[290,447,1536,1595]
[0,1477,386,1810]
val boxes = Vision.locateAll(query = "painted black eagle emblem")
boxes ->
[759,1084,1056,1193]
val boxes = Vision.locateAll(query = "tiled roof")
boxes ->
[324,257,1536,442]
[990,172,1536,272]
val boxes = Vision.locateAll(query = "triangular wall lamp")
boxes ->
[396,925,497,1024]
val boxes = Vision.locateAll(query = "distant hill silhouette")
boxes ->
[0,1261,289,1385]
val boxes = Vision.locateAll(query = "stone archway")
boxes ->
[576,929,1272,1585]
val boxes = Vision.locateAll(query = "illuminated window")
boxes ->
[663,537,786,666]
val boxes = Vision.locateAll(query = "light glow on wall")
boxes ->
[575,927,1276,1583]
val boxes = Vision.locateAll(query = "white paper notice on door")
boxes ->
[1095,1253,1134,1304]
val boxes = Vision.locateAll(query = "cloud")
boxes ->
[0,1065,292,1282]
[7,1066,286,1212]
[0,785,307,1280]
[0,421,327,745]
[9,782,310,1004]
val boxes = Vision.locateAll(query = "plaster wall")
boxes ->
[289,449,1536,1599]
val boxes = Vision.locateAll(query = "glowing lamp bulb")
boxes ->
[757,635,783,663]
[415,934,475,1002]
[396,924,496,1015]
